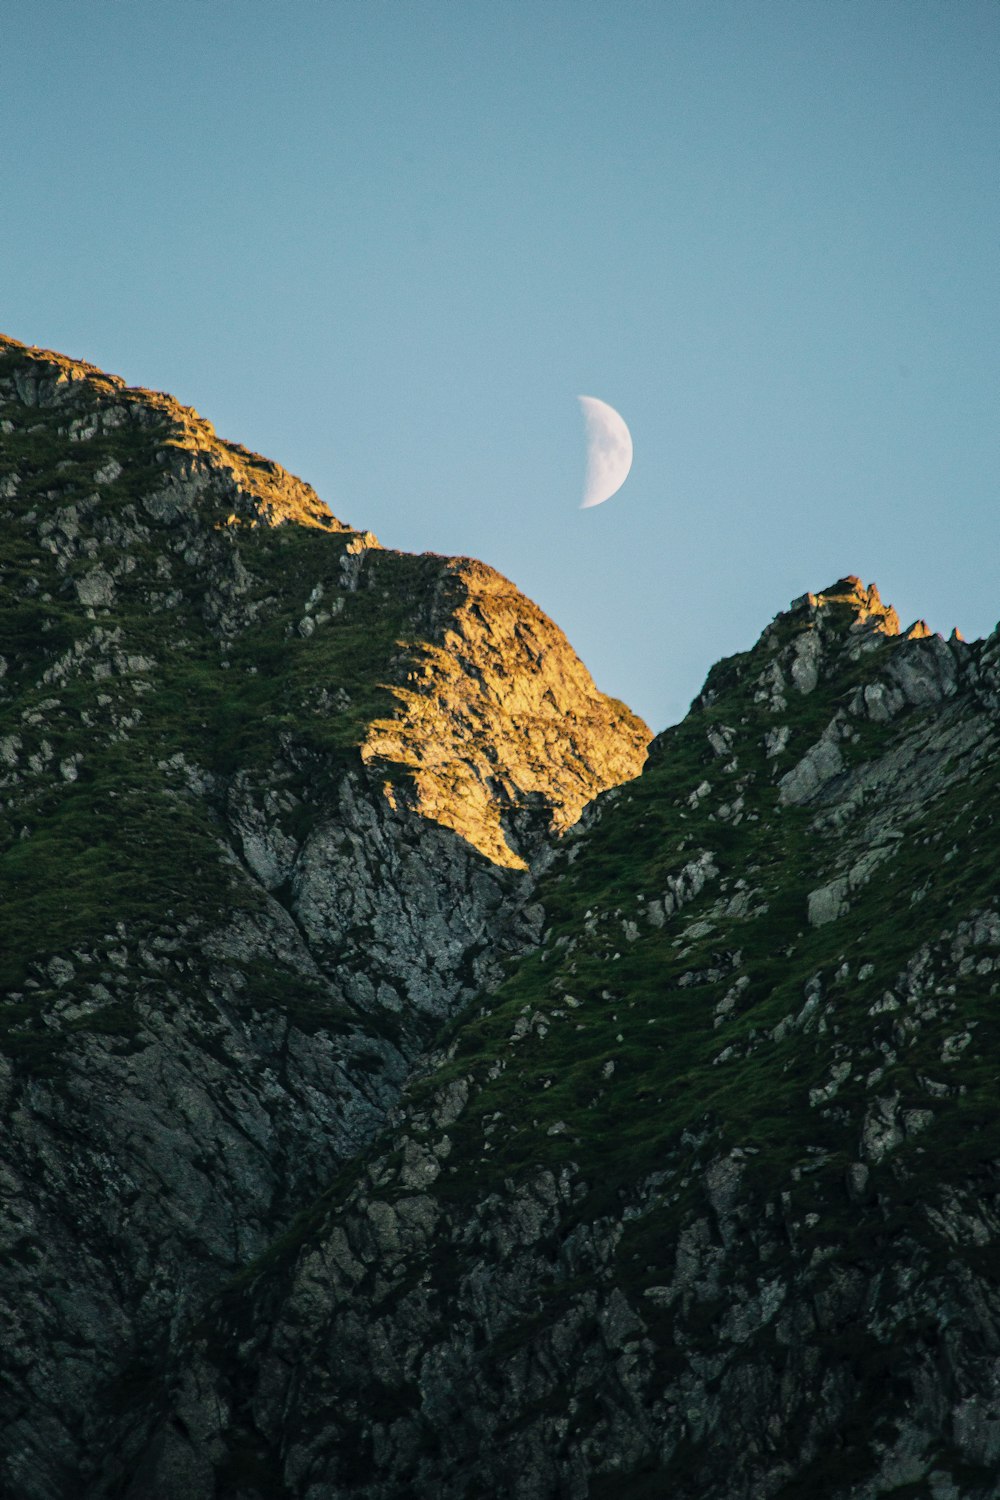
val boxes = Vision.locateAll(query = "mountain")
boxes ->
[2,337,999,1500]
[0,335,648,1499]
[121,576,1000,1500]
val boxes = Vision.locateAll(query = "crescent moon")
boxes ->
[578,395,633,509]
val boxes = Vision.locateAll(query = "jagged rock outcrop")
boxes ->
[119,577,1000,1499]
[361,557,646,869]
[0,336,649,1499]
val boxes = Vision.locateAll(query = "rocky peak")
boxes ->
[781,573,938,654]
[362,557,650,868]
[789,573,901,634]
[0,333,344,535]
[689,575,948,723]
[0,334,649,867]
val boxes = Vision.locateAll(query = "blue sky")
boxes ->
[2,1,997,730]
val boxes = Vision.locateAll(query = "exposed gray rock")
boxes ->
[808,877,849,927]
[778,729,844,805]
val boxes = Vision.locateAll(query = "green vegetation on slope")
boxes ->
[416,606,995,1218]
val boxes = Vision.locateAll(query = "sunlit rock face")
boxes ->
[0,335,649,1500]
[361,556,650,869]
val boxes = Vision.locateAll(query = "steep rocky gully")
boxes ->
[3,336,1000,1500]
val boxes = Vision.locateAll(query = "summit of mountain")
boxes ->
[0,333,649,883]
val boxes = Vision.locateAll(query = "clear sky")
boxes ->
[3,1,997,731]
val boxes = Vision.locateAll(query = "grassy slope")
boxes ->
[420,602,997,1208]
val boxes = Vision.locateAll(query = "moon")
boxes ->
[578,395,633,509]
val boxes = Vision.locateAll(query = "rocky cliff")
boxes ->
[0,335,649,1499]
[111,579,1000,1500]
[3,337,999,1500]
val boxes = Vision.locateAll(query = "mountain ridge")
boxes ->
[2,336,999,1499]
